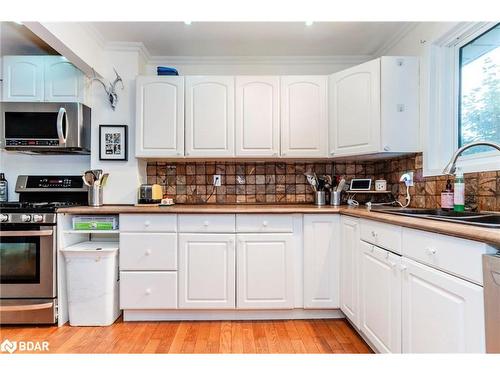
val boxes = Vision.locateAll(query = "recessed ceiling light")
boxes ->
[305,21,314,26]
[184,21,192,25]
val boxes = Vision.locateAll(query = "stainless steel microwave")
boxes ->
[1,102,91,154]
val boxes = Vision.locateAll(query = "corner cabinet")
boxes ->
[185,76,235,157]
[329,56,419,157]
[303,215,340,308]
[235,76,280,157]
[135,76,184,157]
[280,76,328,158]
[3,55,85,103]
[178,233,236,309]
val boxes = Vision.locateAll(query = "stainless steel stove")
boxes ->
[0,175,87,324]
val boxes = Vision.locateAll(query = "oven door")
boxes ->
[0,226,56,298]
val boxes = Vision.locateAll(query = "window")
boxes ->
[458,23,500,156]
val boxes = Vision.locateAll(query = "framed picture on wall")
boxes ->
[99,125,128,161]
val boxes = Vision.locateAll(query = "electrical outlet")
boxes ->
[213,175,221,187]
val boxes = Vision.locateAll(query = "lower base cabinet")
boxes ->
[178,234,236,309]
[402,257,485,353]
[360,241,402,353]
[236,233,294,309]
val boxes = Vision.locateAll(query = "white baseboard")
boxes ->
[123,308,344,321]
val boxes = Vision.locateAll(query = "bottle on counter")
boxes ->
[0,173,8,202]
[440,179,454,210]
[453,167,465,212]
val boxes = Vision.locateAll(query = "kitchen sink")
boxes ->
[371,207,500,228]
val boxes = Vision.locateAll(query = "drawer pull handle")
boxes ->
[203,221,209,227]
[145,249,152,256]
[145,288,152,295]
[425,248,437,255]
[144,221,151,227]
[262,221,269,227]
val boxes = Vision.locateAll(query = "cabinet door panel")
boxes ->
[179,234,235,308]
[44,56,84,102]
[303,215,340,308]
[236,234,293,309]
[136,76,184,157]
[3,56,44,101]
[185,76,234,157]
[281,76,328,157]
[330,59,380,156]
[402,258,485,353]
[235,76,280,156]
[340,217,360,327]
[360,242,402,353]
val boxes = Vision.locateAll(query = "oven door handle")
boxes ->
[56,107,67,145]
[0,230,53,237]
[0,301,54,312]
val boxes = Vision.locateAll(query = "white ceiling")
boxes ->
[90,22,410,57]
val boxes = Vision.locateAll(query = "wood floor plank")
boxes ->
[0,318,371,354]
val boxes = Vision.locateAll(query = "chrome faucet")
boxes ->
[442,141,500,175]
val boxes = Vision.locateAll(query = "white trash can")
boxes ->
[61,241,120,326]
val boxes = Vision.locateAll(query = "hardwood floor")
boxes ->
[0,318,372,354]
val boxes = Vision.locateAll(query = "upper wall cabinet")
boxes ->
[185,76,235,157]
[136,76,184,157]
[235,76,280,157]
[329,56,419,157]
[281,76,328,158]
[3,55,86,103]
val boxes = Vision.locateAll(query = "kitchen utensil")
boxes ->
[336,178,346,192]
[84,171,96,186]
[100,174,109,187]
[305,174,318,192]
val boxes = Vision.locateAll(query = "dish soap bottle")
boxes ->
[440,179,454,210]
[453,167,465,212]
[0,173,8,202]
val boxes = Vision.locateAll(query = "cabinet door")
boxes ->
[235,76,280,157]
[340,217,360,327]
[44,56,85,102]
[185,76,235,157]
[280,76,328,157]
[236,233,294,309]
[329,58,381,156]
[178,234,235,309]
[303,215,340,308]
[360,242,402,353]
[136,76,184,157]
[3,56,44,101]
[402,257,485,353]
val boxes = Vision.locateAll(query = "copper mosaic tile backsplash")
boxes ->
[146,153,499,211]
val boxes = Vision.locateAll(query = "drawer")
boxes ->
[360,219,402,254]
[236,214,293,233]
[120,214,177,232]
[120,233,177,271]
[402,227,493,285]
[120,271,177,309]
[178,214,235,233]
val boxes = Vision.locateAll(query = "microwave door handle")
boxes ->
[57,107,67,145]
[0,230,54,237]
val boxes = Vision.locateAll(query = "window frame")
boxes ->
[424,22,500,176]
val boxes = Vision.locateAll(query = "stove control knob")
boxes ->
[21,214,32,222]
[32,214,44,223]
[0,213,9,222]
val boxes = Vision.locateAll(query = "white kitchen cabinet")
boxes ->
[235,76,280,157]
[303,215,340,308]
[2,56,44,101]
[340,216,360,327]
[135,76,184,157]
[359,241,402,353]
[178,233,235,308]
[329,56,419,157]
[185,76,235,157]
[402,257,485,353]
[280,76,328,157]
[236,233,294,309]
[44,56,85,102]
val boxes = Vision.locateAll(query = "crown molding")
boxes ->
[372,22,419,57]
[104,41,152,62]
